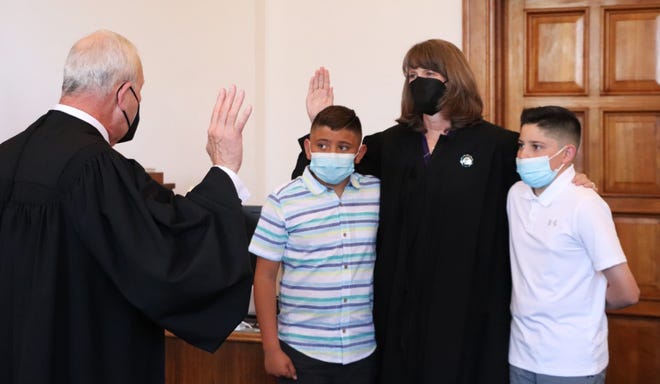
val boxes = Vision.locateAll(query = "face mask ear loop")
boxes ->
[551,145,567,159]
[116,82,131,127]
[551,145,568,172]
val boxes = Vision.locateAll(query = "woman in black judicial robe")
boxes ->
[294,40,520,383]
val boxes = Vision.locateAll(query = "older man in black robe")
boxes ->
[0,30,253,384]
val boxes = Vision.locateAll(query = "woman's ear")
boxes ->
[354,144,368,164]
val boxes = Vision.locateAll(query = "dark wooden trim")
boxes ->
[463,0,505,126]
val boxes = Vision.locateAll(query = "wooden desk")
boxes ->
[148,171,175,191]
[165,331,276,384]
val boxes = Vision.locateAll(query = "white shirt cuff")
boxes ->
[214,165,251,203]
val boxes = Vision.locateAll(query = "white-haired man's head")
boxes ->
[61,30,142,97]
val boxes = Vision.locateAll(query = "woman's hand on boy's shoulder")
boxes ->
[572,172,597,191]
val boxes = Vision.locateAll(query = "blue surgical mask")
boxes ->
[516,146,566,188]
[309,151,357,185]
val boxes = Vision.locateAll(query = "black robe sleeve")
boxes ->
[66,151,253,352]
[292,134,310,179]
[356,131,384,178]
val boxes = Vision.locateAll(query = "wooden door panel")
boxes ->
[603,111,660,195]
[603,6,660,94]
[608,315,660,383]
[614,216,660,299]
[465,1,660,382]
[526,8,588,94]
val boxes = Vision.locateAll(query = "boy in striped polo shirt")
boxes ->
[250,105,380,383]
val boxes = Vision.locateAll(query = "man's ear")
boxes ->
[354,144,367,164]
[116,81,134,109]
[304,138,312,161]
[562,144,578,164]
[105,82,134,146]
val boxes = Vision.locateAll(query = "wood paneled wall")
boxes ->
[464,1,659,382]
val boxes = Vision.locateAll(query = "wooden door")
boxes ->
[464,0,660,382]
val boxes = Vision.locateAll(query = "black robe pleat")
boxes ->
[0,110,253,384]
[293,120,519,383]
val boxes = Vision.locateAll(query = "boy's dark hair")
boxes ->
[311,105,362,137]
[520,106,581,148]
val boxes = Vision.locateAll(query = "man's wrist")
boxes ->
[213,165,250,202]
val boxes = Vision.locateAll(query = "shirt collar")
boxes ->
[302,166,361,195]
[522,164,575,206]
[52,104,109,143]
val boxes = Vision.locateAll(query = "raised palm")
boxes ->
[306,67,334,122]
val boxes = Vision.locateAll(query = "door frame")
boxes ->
[463,0,505,126]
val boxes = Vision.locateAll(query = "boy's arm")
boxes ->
[254,258,297,380]
[602,262,640,310]
[575,193,638,310]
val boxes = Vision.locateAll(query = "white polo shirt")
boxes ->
[507,165,627,376]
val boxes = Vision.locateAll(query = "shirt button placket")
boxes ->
[338,198,350,353]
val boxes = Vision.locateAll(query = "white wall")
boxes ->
[0,0,461,203]
[261,0,462,200]
[0,0,258,196]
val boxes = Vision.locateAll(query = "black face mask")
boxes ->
[117,83,140,143]
[409,76,447,115]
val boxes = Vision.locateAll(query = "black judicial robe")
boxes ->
[293,121,519,383]
[0,111,253,384]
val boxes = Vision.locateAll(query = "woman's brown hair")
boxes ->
[397,39,483,131]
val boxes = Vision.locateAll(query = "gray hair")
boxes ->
[61,30,141,97]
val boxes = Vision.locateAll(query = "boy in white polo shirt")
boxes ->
[507,105,640,384]
[250,105,379,383]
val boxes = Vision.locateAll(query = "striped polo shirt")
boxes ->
[249,166,380,364]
